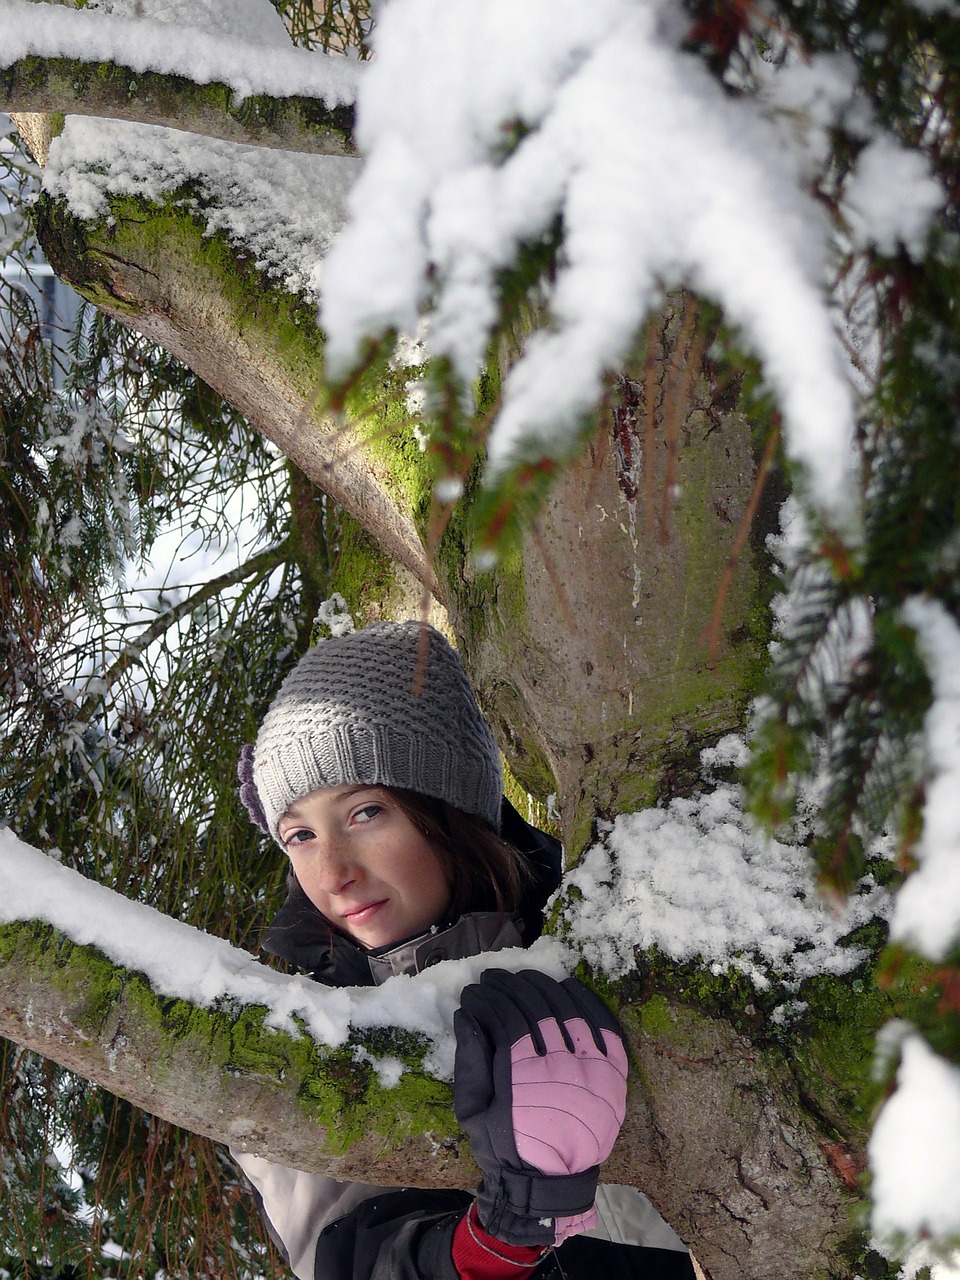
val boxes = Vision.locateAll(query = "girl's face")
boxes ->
[277,784,451,950]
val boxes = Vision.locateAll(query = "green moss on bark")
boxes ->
[343,360,434,535]
[34,188,435,594]
[4,56,355,155]
[0,919,460,1156]
[588,924,911,1156]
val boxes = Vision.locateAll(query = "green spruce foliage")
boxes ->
[742,0,960,1167]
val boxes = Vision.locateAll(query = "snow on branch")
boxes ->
[320,0,866,532]
[561,740,888,993]
[0,826,569,1095]
[0,0,359,154]
[0,828,575,1180]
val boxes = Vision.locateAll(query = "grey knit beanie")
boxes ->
[248,621,503,843]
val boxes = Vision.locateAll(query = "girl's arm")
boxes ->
[236,1157,696,1280]
[236,968,696,1279]
[230,1148,400,1280]
[453,968,629,1248]
[313,1190,698,1279]
[451,1204,546,1279]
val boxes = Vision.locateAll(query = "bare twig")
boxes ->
[79,541,290,730]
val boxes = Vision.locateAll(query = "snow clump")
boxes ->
[563,740,888,989]
[870,1034,960,1244]
[890,597,960,960]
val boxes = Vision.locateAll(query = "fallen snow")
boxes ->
[313,592,356,638]
[0,0,359,106]
[870,1033,960,1243]
[756,52,868,179]
[0,826,571,1082]
[563,745,887,990]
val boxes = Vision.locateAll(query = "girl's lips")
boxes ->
[342,899,388,924]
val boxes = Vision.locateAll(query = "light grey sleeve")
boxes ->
[231,1149,399,1280]
[588,1184,690,1253]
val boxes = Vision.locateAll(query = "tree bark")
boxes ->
[0,58,356,155]
[0,5,357,153]
[447,298,777,855]
[0,916,474,1186]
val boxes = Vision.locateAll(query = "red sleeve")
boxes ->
[451,1204,547,1280]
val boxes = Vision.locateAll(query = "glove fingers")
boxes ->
[476,969,580,1052]
[511,969,624,1056]
[508,970,602,1051]
[559,976,628,1054]
[463,971,554,1052]
[465,970,628,1063]
[483,969,620,1056]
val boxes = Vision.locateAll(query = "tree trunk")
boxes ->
[446,297,774,855]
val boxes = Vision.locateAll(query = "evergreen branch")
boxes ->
[73,540,290,725]
[767,569,851,705]
[9,543,292,830]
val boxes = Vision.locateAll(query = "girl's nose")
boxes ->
[306,845,359,896]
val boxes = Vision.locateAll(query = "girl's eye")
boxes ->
[352,803,384,824]
[284,828,315,846]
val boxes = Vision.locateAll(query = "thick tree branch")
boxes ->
[0,915,473,1186]
[0,0,357,155]
[33,196,438,594]
[0,902,861,1276]
[0,57,356,154]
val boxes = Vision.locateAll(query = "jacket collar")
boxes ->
[364,912,524,984]
[260,797,562,986]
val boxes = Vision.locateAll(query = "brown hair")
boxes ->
[386,787,529,922]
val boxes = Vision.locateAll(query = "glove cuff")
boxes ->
[476,1167,600,1245]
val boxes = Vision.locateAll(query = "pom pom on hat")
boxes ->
[237,744,269,834]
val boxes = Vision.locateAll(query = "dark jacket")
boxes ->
[233,801,695,1280]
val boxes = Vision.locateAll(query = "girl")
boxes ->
[235,621,695,1280]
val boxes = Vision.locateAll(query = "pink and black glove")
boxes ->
[453,968,629,1249]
